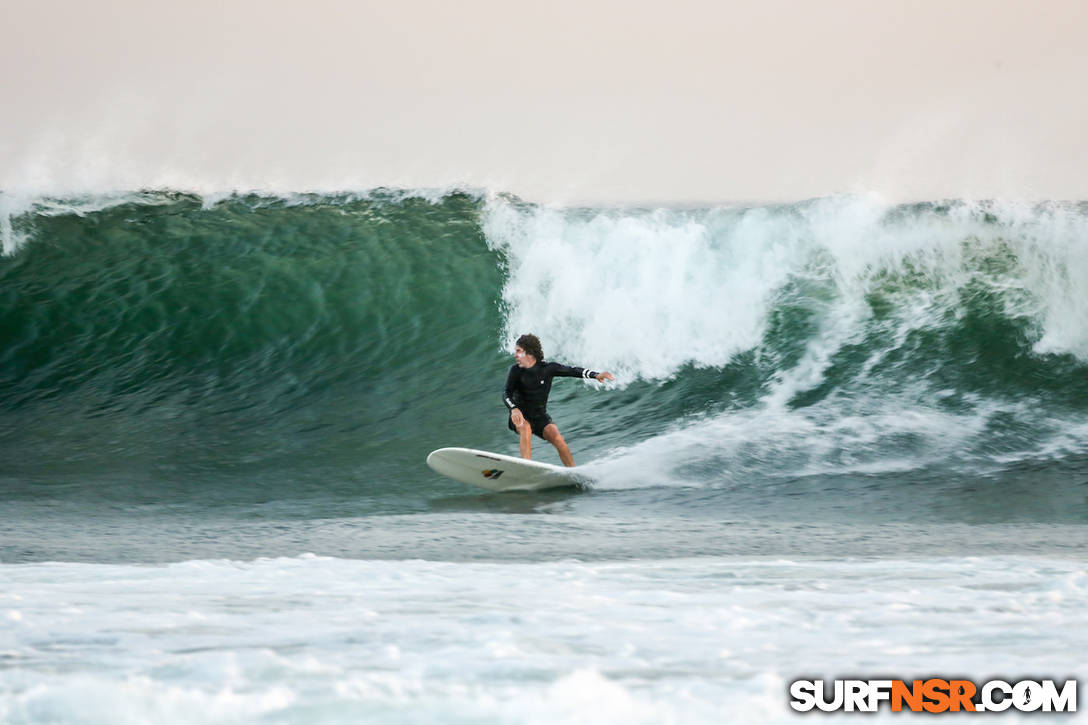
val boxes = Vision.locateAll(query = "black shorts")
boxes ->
[508,411,553,439]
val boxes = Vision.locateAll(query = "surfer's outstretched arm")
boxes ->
[547,363,615,382]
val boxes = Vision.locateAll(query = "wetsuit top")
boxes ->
[503,361,600,418]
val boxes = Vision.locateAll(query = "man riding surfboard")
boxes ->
[504,334,614,466]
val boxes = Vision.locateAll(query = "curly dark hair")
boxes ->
[516,333,544,361]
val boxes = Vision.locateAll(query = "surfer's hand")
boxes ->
[596,371,615,382]
[510,409,525,427]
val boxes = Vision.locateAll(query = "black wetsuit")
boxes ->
[504,361,600,438]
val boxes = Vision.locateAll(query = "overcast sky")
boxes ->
[2,0,1085,203]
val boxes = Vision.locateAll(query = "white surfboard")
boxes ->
[426,447,589,492]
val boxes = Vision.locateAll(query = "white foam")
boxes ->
[582,397,998,491]
[2,555,1085,723]
[0,192,35,256]
[484,195,1088,480]
[483,198,803,380]
[484,195,1088,378]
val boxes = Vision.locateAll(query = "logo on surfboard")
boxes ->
[482,469,504,480]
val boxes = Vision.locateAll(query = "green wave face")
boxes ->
[0,192,509,496]
[2,191,1087,512]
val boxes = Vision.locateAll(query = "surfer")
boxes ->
[504,334,614,467]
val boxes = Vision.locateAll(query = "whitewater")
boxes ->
[1,189,1086,723]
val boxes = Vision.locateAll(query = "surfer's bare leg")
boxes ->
[514,417,533,459]
[542,424,574,467]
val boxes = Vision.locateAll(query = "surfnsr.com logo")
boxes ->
[789,679,1077,713]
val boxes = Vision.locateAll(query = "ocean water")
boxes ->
[1,190,1086,722]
